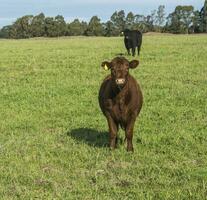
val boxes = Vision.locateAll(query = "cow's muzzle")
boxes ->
[115,79,125,85]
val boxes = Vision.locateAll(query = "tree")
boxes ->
[67,19,87,36]
[31,13,45,37]
[166,6,194,34]
[110,10,126,34]
[146,13,156,32]
[44,17,57,37]
[125,12,135,29]
[55,15,67,37]
[0,25,12,38]
[182,6,194,33]
[44,15,67,37]
[191,10,202,33]
[150,10,157,29]
[200,0,207,32]
[134,11,156,32]
[155,5,165,32]
[11,15,33,38]
[103,21,115,36]
[133,14,149,32]
[85,16,103,36]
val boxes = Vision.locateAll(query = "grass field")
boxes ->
[0,35,207,199]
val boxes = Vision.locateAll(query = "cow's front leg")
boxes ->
[106,115,118,150]
[125,116,136,152]
[127,48,131,55]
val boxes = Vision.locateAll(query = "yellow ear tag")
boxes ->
[104,64,108,71]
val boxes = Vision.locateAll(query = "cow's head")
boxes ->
[122,29,130,38]
[101,57,139,87]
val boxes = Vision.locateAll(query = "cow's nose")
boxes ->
[116,79,125,85]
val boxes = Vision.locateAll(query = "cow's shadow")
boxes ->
[116,53,126,56]
[67,128,109,148]
[115,53,139,58]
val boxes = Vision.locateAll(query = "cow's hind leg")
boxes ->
[132,47,135,57]
[127,48,131,55]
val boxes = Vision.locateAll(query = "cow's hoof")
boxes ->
[109,143,116,150]
[109,146,116,151]
[127,147,134,152]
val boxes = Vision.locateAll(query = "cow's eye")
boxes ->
[125,65,129,69]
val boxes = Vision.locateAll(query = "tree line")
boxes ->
[0,1,207,39]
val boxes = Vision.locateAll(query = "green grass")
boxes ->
[0,35,206,199]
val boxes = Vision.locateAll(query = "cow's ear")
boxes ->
[101,61,111,71]
[129,60,139,69]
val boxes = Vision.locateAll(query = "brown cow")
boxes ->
[98,57,143,151]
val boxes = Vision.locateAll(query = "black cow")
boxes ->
[123,29,142,56]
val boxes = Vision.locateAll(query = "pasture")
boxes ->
[0,35,206,199]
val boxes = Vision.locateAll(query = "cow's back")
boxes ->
[124,30,142,48]
[132,30,142,46]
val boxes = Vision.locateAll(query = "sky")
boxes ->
[0,0,205,28]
